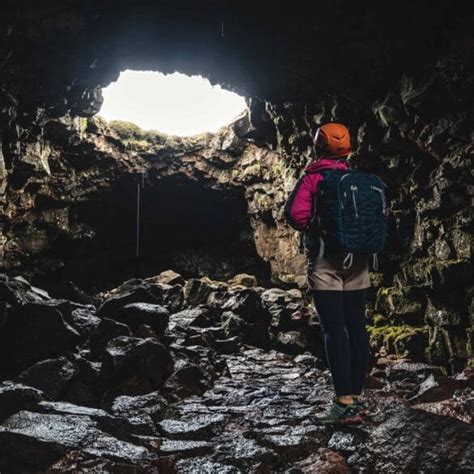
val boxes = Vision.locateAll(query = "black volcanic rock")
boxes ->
[15,357,78,400]
[350,406,474,473]
[116,302,170,335]
[100,336,174,400]
[0,303,80,378]
[0,411,155,471]
[0,382,45,422]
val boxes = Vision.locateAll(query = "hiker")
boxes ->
[284,122,388,425]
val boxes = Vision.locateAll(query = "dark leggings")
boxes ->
[313,289,370,397]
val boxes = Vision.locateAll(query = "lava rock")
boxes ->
[184,278,218,306]
[115,302,169,335]
[386,361,445,385]
[111,391,170,419]
[100,336,174,399]
[157,414,227,440]
[87,317,132,357]
[0,381,45,422]
[14,357,78,400]
[228,273,258,288]
[351,405,474,473]
[277,330,308,355]
[0,302,80,377]
[159,439,214,458]
[0,411,154,471]
[98,284,162,318]
[145,269,185,286]
[408,373,467,404]
[162,365,211,398]
[68,306,101,337]
[291,448,349,473]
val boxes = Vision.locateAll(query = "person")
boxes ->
[284,122,371,425]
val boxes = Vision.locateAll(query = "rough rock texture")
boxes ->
[0,0,472,401]
[0,273,473,472]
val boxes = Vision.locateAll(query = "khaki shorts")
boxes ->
[307,252,371,291]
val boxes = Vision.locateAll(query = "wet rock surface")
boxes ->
[0,273,472,472]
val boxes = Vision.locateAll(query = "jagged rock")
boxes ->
[15,357,78,400]
[212,432,279,469]
[162,365,212,398]
[184,278,218,306]
[407,373,468,404]
[386,361,445,385]
[100,336,174,399]
[291,448,349,473]
[115,302,170,335]
[221,289,265,321]
[111,391,171,424]
[414,394,474,424]
[0,411,155,471]
[259,433,318,462]
[87,317,132,357]
[67,306,101,337]
[98,283,162,318]
[0,302,80,377]
[212,336,241,354]
[159,439,214,458]
[328,432,358,453]
[146,269,185,286]
[36,400,155,439]
[157,414,227,440]
[228,273,258,288]
[0,382,45,422]
[277,330,308,355]
[174,458,239,473]
[350,406,474,473]
[61,355,102,407]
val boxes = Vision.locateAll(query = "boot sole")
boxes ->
[340,415,364,425]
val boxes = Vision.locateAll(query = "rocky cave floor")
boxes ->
[0,271,473,473]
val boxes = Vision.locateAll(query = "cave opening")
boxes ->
[39,173,271,295]
[98,69,248,136]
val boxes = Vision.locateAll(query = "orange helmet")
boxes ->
[313,123,351,158]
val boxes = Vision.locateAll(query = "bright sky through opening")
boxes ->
[99,70,247,136]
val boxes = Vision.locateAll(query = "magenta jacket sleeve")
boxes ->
[284,172,323,230]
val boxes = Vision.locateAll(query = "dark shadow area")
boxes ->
[36,174,271,294]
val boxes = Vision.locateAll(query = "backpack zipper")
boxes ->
[371,185,387,214]
[350,184,359,218]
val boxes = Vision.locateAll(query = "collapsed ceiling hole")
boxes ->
[99,70,248,136]
[36,174,271,295]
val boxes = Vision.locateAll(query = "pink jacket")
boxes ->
[284,158,350,230]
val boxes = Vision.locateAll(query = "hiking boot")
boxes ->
[353,399,369,416]
[315,401,363,425]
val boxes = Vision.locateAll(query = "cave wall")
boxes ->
[0,1,472,370]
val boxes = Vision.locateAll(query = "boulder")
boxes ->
[292,448,349,473]
[0,411,155,471]
[228,273,258,288]
[15,357,78,399]
[98,283,162,318]
[0,381,44,422]
[277,331,308,355]
[100,337,174,399]
[146,270,185,286]
[0,303,80,377]
[184,278,218,306]
[115,302,169,335]
[350,406,474,473]
[162,365,210,398]
[87,317,132,357]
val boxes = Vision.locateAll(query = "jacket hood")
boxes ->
[305,157,350,173]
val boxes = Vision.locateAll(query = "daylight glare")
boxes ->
[99,70,247,136]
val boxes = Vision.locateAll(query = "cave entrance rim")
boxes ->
[98,69,249,137]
